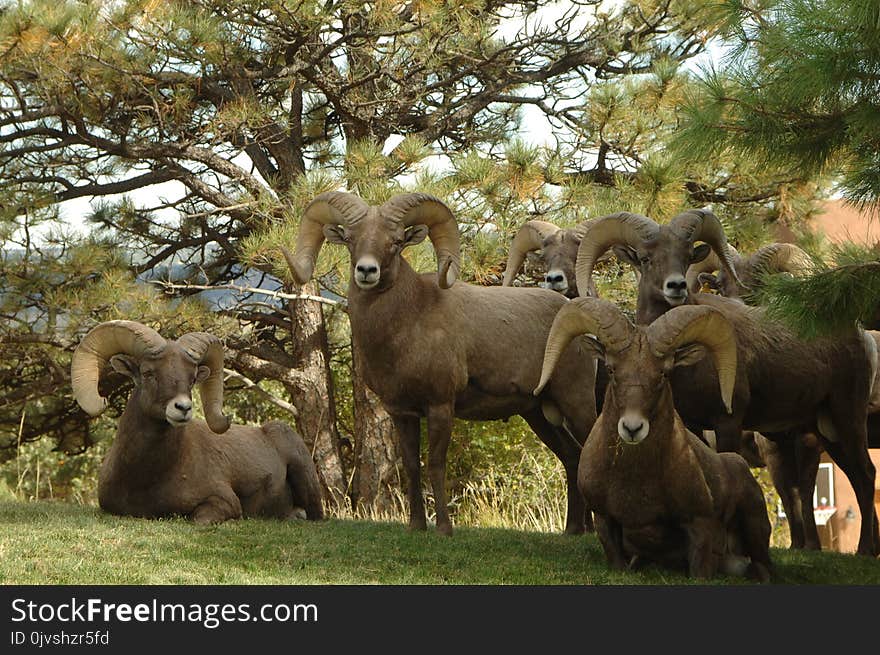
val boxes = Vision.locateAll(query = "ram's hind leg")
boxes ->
[191,493,243,524]
[820,398,878,555]
[822,435,879,556]
[522,409,590,535]
[391,413,427,532]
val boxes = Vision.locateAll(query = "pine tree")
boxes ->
[674,0,880,334]
[0,0,817,506]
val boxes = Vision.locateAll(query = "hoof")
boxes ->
[436,522,453,537]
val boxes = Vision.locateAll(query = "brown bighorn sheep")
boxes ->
[282,191,598,536]
[502,220,598,297]
[71,320,324,523]
[686,241,822,549]
[685,242,815,298]
[575,210,880,556]
[535,298,772,581]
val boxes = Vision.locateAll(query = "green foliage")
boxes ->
[676,0,880,209]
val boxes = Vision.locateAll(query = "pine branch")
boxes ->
[756,261,880,337]
[223,368,298,418]
[150,280,345,309]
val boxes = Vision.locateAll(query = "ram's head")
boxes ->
[71,321,230,433]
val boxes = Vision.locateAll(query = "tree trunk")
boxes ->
[351,337,402,514]
[286,283,346,502]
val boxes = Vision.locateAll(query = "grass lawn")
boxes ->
[0,500,878,585]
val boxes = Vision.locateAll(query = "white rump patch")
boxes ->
[542,401,564,426]
[817,410,838,442]
[720,555,750,578]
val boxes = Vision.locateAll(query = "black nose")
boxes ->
[623,421,643,436]
[665,279,687,291]
[546,273,564,284]
[174,401,192,413]
[356,263,378,276]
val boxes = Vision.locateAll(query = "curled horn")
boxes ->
[534,297,634,395]
[176,332,230,434]
[502,220,561,286]
[283,191,370,285]
[381,193,461,289]
[71,321,167,417]
[575,212,659,298]
[748,243,814,277]
[685,245,741,293]
[668,208,743,290]
[647,306,738,414]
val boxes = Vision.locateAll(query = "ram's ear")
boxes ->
[691,243,712,264]
[578,335,607,361]
[403,224,429,248]
[323,224,348,245]
[698,272,720,291]
[612,245,640,269]
[673,343,707,367]
[110,354,139,380]
[196,365,211,384]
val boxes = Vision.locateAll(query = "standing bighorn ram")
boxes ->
[502,220,599,297]
[575,209,880,556]
[282,192,599,536]
[535,298,772,581]
[685,242,815,298]
[71,320,324,523]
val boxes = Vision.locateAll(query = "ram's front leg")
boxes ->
[391,414,426,532]
[594,513,629,570]
[427,403,454,536]
[191,493,243,524]
[685,517,722,579]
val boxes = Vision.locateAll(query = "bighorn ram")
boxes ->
[575,209,880,556]
[685,242,815,298]
[71,320,324,523]
[282,192,599,536]
[535,298,772,581]
[502,220,599,297]
[686,240,823,550]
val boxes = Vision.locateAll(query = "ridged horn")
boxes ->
[685,245,741,293]
[575,212,659,298]
[176,332,230,434]
[380,193,461,288]
[534,297,634,395]
[646,305,738,414]
[502,220,561,286]
[71,321,167,417]
[748,243,813,277]
[668,208,743,290]
[283,191,370,284]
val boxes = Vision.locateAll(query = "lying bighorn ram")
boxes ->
[575,209,880,556]
[282,192,599,536]
[535,298,772,581]
[71,320,324,523]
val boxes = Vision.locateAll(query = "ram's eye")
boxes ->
[142,371,155,380]
[639,256,650,265]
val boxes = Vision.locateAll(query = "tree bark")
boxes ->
[351,336,402,513]
[286,284,346,502]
